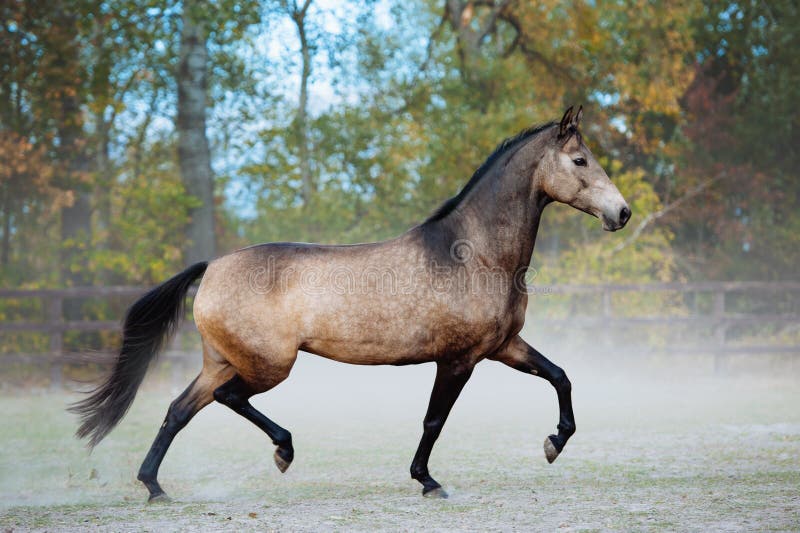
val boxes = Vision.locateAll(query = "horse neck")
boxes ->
[429,160,547,273]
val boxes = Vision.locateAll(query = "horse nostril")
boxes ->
[619,206,631,225]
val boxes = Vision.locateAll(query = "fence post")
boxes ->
[713,290,726,373]
[48,295,63,388]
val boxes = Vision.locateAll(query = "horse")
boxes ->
[71,106,630,501]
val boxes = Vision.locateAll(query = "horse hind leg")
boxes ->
[213,372,295,473]
[137,362,233,502]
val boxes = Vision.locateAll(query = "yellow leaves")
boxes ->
[0,132,54,188]
[572,1,602,48]
[537,161,675,287]
[0,131,72,226]
[615,168,663,217]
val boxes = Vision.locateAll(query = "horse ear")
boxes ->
[573,105,583,128]
[559,106,574,137]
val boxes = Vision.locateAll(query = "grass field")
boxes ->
[1,353,799,531]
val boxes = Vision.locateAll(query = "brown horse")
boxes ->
[71,106,630,501]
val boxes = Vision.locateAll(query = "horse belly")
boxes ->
[299,314,435,365]
[298,299,509,366]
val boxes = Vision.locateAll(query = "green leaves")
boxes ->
[1,0,797,293]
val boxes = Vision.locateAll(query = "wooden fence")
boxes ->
[1,282,798,385]
[524,281,800,370]
[0,286,200,387]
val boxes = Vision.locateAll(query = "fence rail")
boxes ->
[1,282,798,385]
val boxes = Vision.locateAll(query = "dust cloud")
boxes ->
[2,331,798,530]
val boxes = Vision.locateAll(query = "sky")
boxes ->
[216,0,400,222]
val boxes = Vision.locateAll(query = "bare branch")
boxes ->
[419,8,449,74]
[609,172,728,254]
[477,0,515,44]
[500,10,574,81]
[445,0,465,29]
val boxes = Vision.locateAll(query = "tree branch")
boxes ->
[476,0,514,44]
[419,8,449,74]
[609,172,728,254]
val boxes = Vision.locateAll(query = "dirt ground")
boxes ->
[1,353,799,531]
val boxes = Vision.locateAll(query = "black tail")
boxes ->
[70,261,208,448]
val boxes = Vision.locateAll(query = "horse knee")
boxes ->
[422,417,446,435]
[558,416,576,436]
[551,367,571,393]
[410,462,429,479]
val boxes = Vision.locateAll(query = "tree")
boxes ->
[665,1,800,280]
[178,2,216,264]
[280,0,315,207]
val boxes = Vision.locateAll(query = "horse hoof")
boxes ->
[148,492,171,504]
[274,448,292,473]
[423,486,449,499]
[544,435,561,464]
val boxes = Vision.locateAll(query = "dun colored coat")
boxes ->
[71,106,631,501]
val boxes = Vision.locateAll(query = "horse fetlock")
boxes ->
[415,472,445,498]
[557,421,576,437]
[138,474,169,502]
[409,465,429,481]
[272,429,292,448]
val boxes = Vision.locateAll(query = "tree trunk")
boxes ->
[178,4,215,264]
[57,88,91,329]
[289,0,314,206]
[93,110,113,283]
[53,8,92,288]
[1,185,10,268]
[444,0,513,93]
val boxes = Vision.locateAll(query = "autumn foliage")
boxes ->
[0,0,797,290]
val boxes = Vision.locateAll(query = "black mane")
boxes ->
[425,122,556,223]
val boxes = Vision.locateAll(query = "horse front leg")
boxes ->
[410,361,473,498]
[489,335,575,463]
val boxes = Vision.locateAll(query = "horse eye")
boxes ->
[573,157,587,167]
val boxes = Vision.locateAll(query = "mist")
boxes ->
[2,0,799,530]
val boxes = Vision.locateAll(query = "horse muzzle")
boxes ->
[601,204,631,232]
